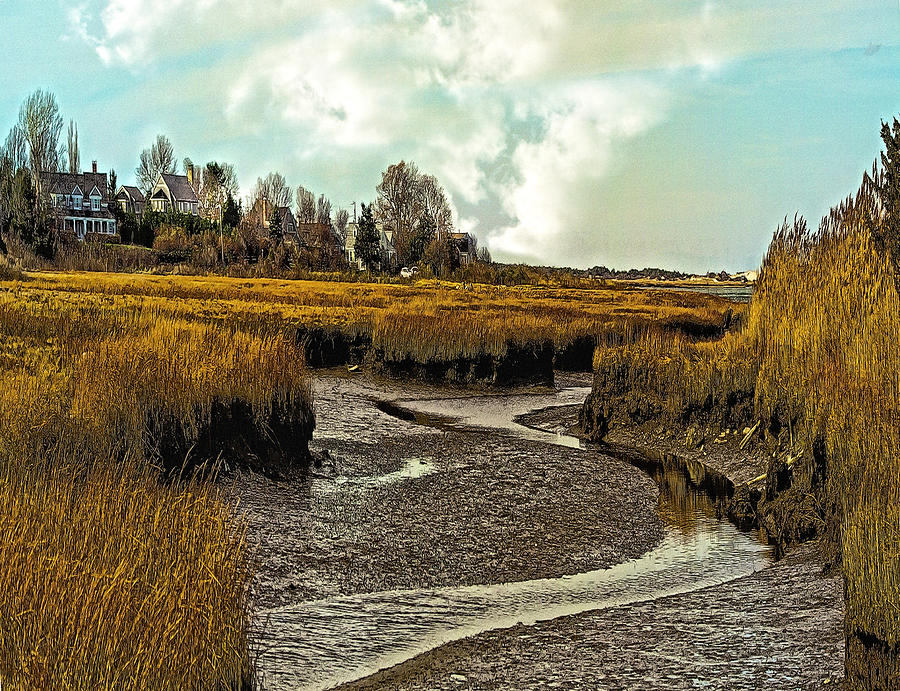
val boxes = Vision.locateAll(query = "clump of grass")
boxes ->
[0,275,315,687]
[0,459,251,689]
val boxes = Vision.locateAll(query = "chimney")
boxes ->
[92,160,97,174]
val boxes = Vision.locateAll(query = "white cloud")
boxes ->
[72,0,885,268]
[487,81,668,264]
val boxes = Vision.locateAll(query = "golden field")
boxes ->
[0,266,314,689]
[2,269,737,362]
[0,266,735,688]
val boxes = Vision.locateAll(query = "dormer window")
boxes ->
[91,196,100,211]
[73,195,83,209]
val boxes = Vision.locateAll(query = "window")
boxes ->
[73,195,82,209]
[91,196,100,211]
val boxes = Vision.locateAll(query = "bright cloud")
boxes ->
[62,0,900,270]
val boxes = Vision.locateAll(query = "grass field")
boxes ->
[0,267,736,687]
[0,267,315,689]
[3,270,737,364]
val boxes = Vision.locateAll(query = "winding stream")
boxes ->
[255,386,773,690]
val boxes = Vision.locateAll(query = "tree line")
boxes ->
[1,89,489,274]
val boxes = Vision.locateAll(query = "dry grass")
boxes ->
[588,172,900,655]
[1,270,736,366]
[0,274,314,688]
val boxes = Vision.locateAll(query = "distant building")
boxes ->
[379,223,397,266]
[449,232,476,265]
[148,173,200,215]
[41,161,117,239]
[115,185,145,219]
[245,198,298,240]
[343,222,362,269]
[296,221,336,249]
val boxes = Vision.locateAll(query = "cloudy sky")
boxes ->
[1,1,898,272]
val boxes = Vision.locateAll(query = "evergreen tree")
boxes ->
[269,206,284,243]
[222,192,241,231]
[356,202,381,271]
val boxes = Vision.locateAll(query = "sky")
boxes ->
[1,1,899,273]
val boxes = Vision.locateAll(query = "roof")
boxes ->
[40,171,110,201]
[160,174,199,203]
[117,185,145,202]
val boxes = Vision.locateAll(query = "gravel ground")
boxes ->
[229,372,664,610]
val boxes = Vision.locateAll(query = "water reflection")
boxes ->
[254,387,772,691]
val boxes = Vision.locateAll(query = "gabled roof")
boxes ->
[39,171,109,201]
[117,186,145,202]
[159,174,199,203]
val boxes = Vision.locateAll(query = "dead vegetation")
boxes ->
[583,167,900,687]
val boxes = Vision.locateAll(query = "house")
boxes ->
[41,161,117,239]
[148,173,200,215]
[245,198,298,240]
[342,221,396,270]
[379,224,397,266]
[115,185,145,219]
[449,232,476,265]
[343,222,362,269]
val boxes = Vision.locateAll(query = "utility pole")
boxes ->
[352,201,357,224]
[219,202,225,267]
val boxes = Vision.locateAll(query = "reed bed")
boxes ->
[586,171,900,683]
[0,271,736,368]
[0,275,314,688]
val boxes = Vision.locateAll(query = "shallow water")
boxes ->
[255,387,772,690]
[641,283,754,303]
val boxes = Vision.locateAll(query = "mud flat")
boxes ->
[231,373,663,610]
[234,373,842,689]
[339,541,841,691]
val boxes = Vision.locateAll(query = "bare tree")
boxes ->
[417,174,453,240]
[375,161,456,264]
[2,126,28,173]
[316,194,332,227]
[296,185,316,223]
[477,246,492,263]
[376,161,421,250]
[18,89,64,196]
[67,120,80,174]
[253,172,292,208]
[136,134,176,194]
[334,207,349,243]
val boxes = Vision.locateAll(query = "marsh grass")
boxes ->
[2,271,735,368]
[0,276,314,688]
[587,171,900,672]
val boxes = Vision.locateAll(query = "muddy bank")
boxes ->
[296,327,555,387]
[338,540,842,691]
[337,400,841,691]
[230,374,663,610]
[578,374,837,561]
[149,394,314,477]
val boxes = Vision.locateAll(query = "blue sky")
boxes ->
[1,0,898,272]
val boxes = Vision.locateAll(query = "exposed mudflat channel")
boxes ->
[232,373,843,690]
